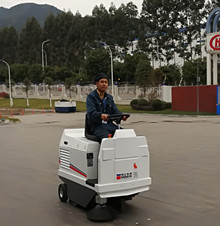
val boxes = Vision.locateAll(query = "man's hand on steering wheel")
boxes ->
[122,115,128,121]
[101,114,109,121]
[107,113,130,124]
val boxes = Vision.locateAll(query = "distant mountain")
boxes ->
[0,3,62,32]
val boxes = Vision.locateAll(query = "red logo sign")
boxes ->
[116,174,121,180]
[210,34,220,50]
[134,163,137,169]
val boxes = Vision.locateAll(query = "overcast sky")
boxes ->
[0,0,143,16]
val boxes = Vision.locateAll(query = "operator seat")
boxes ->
[85,113,101,143]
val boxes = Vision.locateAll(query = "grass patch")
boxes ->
[8,117,20,122]
[0,98,56,109]
[0,98,87,111]
[0,98,216,116]
[0,116,20,123]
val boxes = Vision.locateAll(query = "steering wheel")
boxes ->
[107,113,130,124]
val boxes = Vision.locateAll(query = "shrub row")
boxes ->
[130,98,171,111]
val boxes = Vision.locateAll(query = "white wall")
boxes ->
[161,85,172,102]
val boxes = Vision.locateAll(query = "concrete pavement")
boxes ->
[0,112,220,225]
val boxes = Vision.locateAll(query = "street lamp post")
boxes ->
[99,42,114,98]
[0,59,13,107]
[43,50,48,67]
[42,39,50,72]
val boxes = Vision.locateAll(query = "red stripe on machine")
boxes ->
[70,164,87,178]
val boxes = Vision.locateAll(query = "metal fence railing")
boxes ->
[0,84,163,105]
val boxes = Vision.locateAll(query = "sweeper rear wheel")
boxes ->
[58,183,68,202]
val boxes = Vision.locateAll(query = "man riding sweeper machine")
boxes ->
[58,114,151,221]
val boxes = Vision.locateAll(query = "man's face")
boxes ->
[96,78,108,92]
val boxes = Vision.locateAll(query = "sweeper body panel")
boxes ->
[58,114,151,221]
[58,129,151,203]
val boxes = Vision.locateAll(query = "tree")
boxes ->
[64,77,75,100]
[110,2,139,54]
[84,48,110,82]
[65,13,84,68]
[113,61,125,83]
[28,64,42,83]
[92,4,111,42]
[154,68,164,86]
[43,12,77,67]
[0,65,7,83]
[182,58,206,85]
[11,64,28,82]
[0,2,213,85]
[18,17,42,64]
[0,27,18,63]
[175,0,212,60]
[73,69,88,84]
[42,14,57,41]
[118,55,134,83]
[140,0,180,64]
[44,76,54,107]
[160,65,181,85]
[42,14,56,66]
[53,66,72,82]
[23,77,31,107]
[140,0,211,65]
[5,78,15,98]
[135,58,154,96]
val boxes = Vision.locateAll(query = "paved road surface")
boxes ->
[0,112,220,226]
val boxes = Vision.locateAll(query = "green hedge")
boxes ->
[130,98,171,111]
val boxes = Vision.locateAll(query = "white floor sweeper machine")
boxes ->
[58,114,151,221]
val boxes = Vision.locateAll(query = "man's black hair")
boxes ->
[95,73,108,83]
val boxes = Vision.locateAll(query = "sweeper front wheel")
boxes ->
[58,183,68,202]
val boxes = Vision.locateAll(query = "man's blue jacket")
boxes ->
[86,89,120,131]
